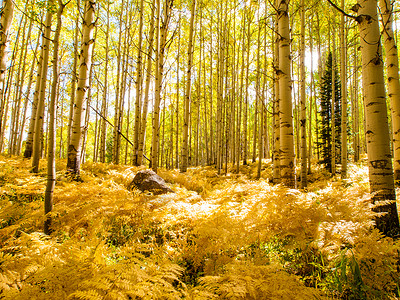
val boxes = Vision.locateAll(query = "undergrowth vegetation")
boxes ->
[0,155,399,299]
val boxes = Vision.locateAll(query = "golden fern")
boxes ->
[1,155,399,299]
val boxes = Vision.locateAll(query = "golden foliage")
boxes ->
[193,263,324,299]
[0,155,399,299]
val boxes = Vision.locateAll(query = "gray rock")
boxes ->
[129,169,174,195]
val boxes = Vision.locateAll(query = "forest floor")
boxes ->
[0,155,399,299]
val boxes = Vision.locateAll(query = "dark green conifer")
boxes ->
[318,52,341,173]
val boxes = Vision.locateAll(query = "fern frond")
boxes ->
[68,289,102,300]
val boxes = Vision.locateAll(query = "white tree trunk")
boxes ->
[137,0,156,166]
[0,0,13,146]
[340,0,348,179]
[45,0,65,234]
[32,7,53,173]
[151,0,172,172]
[273,10,280,184]
[67,0,96,176]
[181,0,196,173]
[278,0,295,187]
[356,0,399,235]
[133,0,145,166]
[379,0,400,181]
[300,0,307,188]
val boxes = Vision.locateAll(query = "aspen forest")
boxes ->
[1,0,400,297]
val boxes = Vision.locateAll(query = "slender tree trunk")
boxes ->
[18,35,39,155]
[151,0,162,171]
[116,22,128,164]
[0,26,19,153]
[67,0,96,176]
[308,17,314,174]
[263,20,269,160]
[295,57,300,161]
[331,26,336,176]
[278,0,295,187]
[151,0,172,172]
[340,0,348,179]
[113,0,125,165]
[353,46,360,162]
[379,0,400,181]
[236,11,245,172]
[0,0,14,151]
[24,18,44,159]
[9,13,29,155]
[300,0,307,188]
[316,14,323,161]
[67,0,80,156]
[243,8,251,166]
[137,0,155,166]
[99,0,110,163]
[175,15,181,169]
[256,16,263,179]
[181,0,196,173]
[202,10,208,166]
[93,81,99,162]
[15,17,34,155]
[356,0,399,236]
[80,27,97,165]
[253,18,261,164]
[203,22,209,166]
[230,7,237,166]
[58,83,64,158]
[216,7,222,174]
[32,7,53,173]
[125,80,132,164]
[45,0,65,235]
[195,11,201,167]
[209,16,214,165]
[133,0,145,166]
[273,9,280,184]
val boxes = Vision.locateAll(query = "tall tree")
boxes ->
[379,0,400,181]
[352,46,360,162]
[340,0,348,179]
[9,10,31,155]
[272,6,280,184]
[278,0,295,187]
[0,0,14,149]
[133,0,145,166]
[299,0,307,188]
[243,7,252,166]
[67,0,96,176]
[181,0,196,173]
[331,26,337,176]
[355,0,399,235]
[112,0,125,165]
[45,0,66,235]
[137,0,156,166]
[67,0,80,158]
[319,52,341,173]
[99,0,110,163]
[24,15,45,159]
[236,8,246,173]
[17,29,40,155]
[32,5,53,173]
[151,0,173,172]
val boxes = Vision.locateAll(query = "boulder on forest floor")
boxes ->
[129,169,174,195]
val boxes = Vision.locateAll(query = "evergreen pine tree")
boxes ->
[318,52,341,173]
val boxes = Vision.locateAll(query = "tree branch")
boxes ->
[89,104,151,162]
[326,0,357,20]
